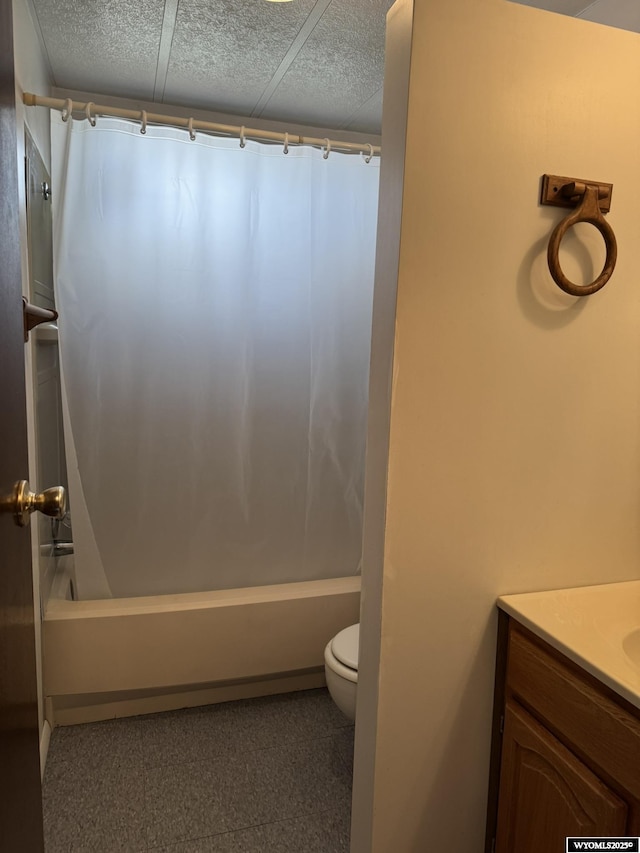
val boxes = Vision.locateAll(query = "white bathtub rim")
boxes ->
[45,575,361,620]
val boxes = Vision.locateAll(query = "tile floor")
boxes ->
[42,688,354,852]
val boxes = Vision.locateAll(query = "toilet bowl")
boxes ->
[324,623,359,721]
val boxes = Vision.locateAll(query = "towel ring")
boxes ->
[547,183,617,297]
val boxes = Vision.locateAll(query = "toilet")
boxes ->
[324,623,359,721]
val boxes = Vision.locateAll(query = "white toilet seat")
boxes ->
[324,642,357,683]
[331,623,359,671]
[325,622,359,683]
[324,622,359,721]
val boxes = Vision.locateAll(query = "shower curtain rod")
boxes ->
[22,93,381,158]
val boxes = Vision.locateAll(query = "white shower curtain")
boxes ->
[51,114,379,599]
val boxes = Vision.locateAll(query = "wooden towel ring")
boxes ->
[547,183,617,297]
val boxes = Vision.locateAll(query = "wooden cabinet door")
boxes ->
[496,701,627,853]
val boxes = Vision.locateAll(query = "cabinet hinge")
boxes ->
[499,714,504,735]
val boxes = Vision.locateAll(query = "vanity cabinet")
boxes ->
[486,615,640,853]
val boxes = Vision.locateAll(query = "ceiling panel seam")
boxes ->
[576,1,605,17]
[154,0,181,101]
[339,87,384,131]
[251,0,334,118]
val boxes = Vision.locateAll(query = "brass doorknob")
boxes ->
[0,480,67,528]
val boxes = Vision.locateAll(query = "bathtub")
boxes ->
[43,574,361,725]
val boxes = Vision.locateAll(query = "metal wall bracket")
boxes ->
[540,174,613,213]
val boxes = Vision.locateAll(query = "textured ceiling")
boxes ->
[27,0,640,135]
[512,0,640,34]
[27,0,393,134]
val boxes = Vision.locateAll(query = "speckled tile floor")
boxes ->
[42,688,353,852]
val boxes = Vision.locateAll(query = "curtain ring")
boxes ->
[188,117,196,141]
[363,143,373,164]
[239,126,246,149]
[323,138,331,160]
[61,98,73,122]
[85,102,96,127]
[140,110,147,135]
[283,132,289,155]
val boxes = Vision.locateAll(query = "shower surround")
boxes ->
[44,111,375,723]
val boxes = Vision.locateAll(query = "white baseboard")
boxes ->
[39,719,52,780]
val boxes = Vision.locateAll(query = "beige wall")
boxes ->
[12,0,52,750]
[357,1,640,850]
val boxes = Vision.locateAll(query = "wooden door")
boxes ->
[0,0,46,848]
[496,701,627,853]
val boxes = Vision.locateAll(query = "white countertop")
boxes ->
[498,580,640,711]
